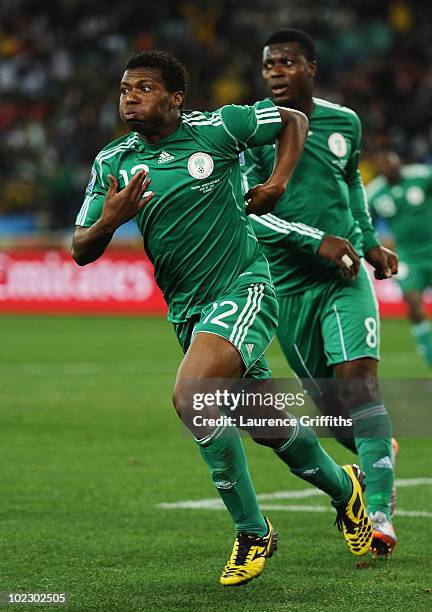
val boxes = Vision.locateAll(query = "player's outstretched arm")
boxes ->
[71,170,153,266]
[245,108,308,215]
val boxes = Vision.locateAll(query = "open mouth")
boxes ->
[271,84,289,96]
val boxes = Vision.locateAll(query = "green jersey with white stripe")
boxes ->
[367,164,432,262]
[76,100,283,322]
[241,97,380,295]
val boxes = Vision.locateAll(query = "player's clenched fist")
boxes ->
[365,245,398,280]
[101,170,154,231]
[244,182,285,215]
[318,235,360,280]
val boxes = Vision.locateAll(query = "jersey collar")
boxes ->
[133,121,185,151]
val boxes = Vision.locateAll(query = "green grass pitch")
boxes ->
[0,316,431,611]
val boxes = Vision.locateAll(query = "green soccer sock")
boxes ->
[412,320,432,369]
[196,426,267,536]
[273,420,352,506]
[350,401,394,519]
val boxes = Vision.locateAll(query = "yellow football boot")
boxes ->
[334,464,373,556]
[220,517,278,586]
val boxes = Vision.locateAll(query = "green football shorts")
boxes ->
[173,280,278,380]
[276,262,380,384]
[395,258,432,294]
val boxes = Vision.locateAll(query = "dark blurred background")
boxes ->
[1,0,431,239]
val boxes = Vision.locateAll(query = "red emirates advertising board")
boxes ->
[0,249,431,317]
[0,249,166,315]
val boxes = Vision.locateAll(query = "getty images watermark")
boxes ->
[191,389,352,429]
[179,378,432,438]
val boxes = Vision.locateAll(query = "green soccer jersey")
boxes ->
[242,97,379,295]
[76,100,284,322]
[367,164,432,261]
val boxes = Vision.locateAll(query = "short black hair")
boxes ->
[125,50,189,98]
[264,29,316,62]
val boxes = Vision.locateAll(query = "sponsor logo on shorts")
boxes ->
[245,343,254,356]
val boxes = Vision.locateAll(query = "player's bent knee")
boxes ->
[335,357,377,379]
[335,358,380,405]
[172,384,188,418]
[172,381,224,440]
[172,386,202,434]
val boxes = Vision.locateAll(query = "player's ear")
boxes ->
[308,60,317,78]
[172,91,184,111]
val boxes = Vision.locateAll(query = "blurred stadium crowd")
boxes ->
[1,0,431,232]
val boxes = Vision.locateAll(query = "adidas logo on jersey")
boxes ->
[158,151,174,164]
[373,456,393,469]
[245,343,254,356]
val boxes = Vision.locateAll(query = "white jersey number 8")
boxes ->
[364,317,378,348]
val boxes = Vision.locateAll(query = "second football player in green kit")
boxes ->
[242,29,398,556]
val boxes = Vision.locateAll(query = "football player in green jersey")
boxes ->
[368,150,432,372]
[72,50,372,585]
[242,30,398,556]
